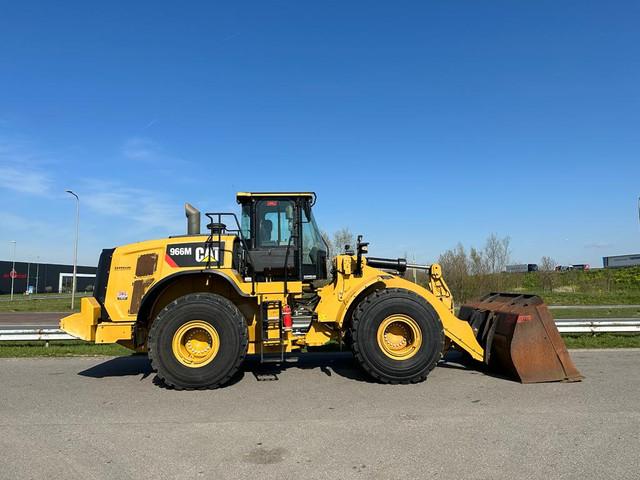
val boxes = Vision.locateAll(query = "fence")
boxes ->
[0,328,76,341]
[555,320,640,334]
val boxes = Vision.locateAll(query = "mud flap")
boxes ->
[458,293,583,383]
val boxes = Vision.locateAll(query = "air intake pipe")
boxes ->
[185,203,201,235]
[366,257,407,274]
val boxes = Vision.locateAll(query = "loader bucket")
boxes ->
[458,293,583,383]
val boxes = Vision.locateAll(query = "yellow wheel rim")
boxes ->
[171,320,220,368]
[376,314,422,360]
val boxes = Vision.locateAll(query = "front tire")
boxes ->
[148,293,248,389]
[351,288,444,384]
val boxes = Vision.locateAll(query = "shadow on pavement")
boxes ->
[440,350,521,383]
[243,351,368,383]
[77,351,369,386]
[78,354,153,379]
[77,350,485,388]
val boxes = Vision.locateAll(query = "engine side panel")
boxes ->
[102,235,238,322]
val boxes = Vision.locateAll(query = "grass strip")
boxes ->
[0,296,86,313]
[1,335,639,358]
[561,334,640,349]
[0,341,131,357]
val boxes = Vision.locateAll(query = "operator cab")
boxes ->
[236,192,328,282]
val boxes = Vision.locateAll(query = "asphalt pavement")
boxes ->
[0,312,65,327]
[0,349,638,480]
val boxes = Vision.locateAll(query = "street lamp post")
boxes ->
[35,256,40,295]
[9,241,16,301]
[66,190,79,310]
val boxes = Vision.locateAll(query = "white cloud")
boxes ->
[0,139,53,195]
[122,137,162,161]
[81,179,182,232]
[0,165,52,195]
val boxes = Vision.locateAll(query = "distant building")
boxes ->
[506,264,539,273]
[603,254,640,268]
[0,260,96,295]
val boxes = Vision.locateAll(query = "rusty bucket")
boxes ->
[458,293,583,383]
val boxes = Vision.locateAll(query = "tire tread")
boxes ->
[351,288,444,384]
[147,292,248,390]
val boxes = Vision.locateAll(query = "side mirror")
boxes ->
[303,202,312,220]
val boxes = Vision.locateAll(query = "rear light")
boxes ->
[266,201,278,206]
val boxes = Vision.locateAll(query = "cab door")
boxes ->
[248,199,298,280]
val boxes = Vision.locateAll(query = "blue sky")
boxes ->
[1,1,639,267]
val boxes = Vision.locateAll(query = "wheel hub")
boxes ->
[172,321,220,368]
[376,314,422,360]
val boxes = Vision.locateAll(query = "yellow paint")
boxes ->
[236,192,315,199]
[59,296,135,344]
[376,314,422,360]
[314,257,484,361]
[59,296,100,341]
[96,322,134,343]
[60,193,484,362]
[298,321,335,347]
[367,272,483,361]
[171,320,220,367]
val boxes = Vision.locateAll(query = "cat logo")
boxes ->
[165,242,225,268]
[195,246,218,263]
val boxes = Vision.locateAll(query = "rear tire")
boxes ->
[351,288,444,384]
[148,293,248,390]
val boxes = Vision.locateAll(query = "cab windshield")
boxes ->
[302,204,326,267]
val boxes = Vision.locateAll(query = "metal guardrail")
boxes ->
[0,328,76,341]
[1,319,640,342]
[549,305,640,309]
[556,320,640,334]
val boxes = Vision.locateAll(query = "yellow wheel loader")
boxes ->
[61,192,582,389]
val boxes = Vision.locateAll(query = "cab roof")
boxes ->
[236,192,316,203]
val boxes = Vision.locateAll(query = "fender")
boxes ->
[316,276,386,326]
[338,278,386,325]
[136,269,250,325]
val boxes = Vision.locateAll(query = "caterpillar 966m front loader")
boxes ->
[61,192,582,389]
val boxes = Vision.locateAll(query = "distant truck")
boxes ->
[506,264,538,273]
[571,264,590,271]
[555,264,591,271]
[603,254,640,268]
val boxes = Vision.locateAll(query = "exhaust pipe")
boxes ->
[185,203,201,235]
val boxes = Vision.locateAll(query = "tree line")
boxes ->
[325,228,569,302]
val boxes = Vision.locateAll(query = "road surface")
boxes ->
[0,350,638,479]
[0,312,64,327]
